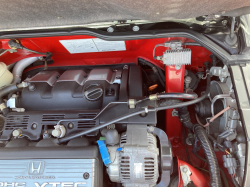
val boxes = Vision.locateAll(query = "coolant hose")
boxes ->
[194,125,222,187]
[156,72,210,111]
[0,82,29,116]
[158,99,197,130]
[12,57,40,84]
[0,84,19,103]
[0,84,19,116]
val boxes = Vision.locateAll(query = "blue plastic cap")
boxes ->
[97,140,112,166]
[117,147,123,152]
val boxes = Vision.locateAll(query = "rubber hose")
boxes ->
[158,99,194,129]
[0,84,18,103]
[157,93,198,100]
[158,98,198,130]
[12,57,39,84]
[156,72,210,111]
[178,106,194,130]
[194,125,222,187]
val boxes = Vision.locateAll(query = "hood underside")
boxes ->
[1,0,250,31]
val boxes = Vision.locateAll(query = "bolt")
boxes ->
[32,123,37,130]
[185,76,192,89]
[11,94,17,98]
[222,20,228,26]
[123,65,129,69]
[175,65,181,70]
[68,122,74,129]
[172,109,178,117]
[132,25,140,32]
[148,126,154,132]
[83,172,90,179]
[107,27,114,33]
[182,167,188,173]
[173,138,180,144]
[28,84,36,92]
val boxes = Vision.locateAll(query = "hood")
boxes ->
[0,0,250,32]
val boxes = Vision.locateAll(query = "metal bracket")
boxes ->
[210,65,230,82]
[180,165,192,187]
[0,49,17,56]
[172,109,178,117]
[165,40,183,50]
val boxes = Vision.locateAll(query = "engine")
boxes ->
[0,65,171,187]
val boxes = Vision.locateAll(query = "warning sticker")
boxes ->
[60,39,126,54]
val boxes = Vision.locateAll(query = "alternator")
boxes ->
[106,125,172,187]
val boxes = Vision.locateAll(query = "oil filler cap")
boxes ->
[84,83,103,101]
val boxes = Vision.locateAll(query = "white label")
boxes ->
[59,39,98,53]
[134,163,142,178]
[93,38,126,52]
[60,39,126,53]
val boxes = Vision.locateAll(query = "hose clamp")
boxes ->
[128,99,136,109]
[0,103,6,111]
[149,94,158,100]
[17,82,29,88]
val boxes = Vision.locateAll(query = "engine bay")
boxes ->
[0,36,247,187]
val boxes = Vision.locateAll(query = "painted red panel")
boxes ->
[165,65,185,146]
[0,36,212,72]
[178,158,210,187]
